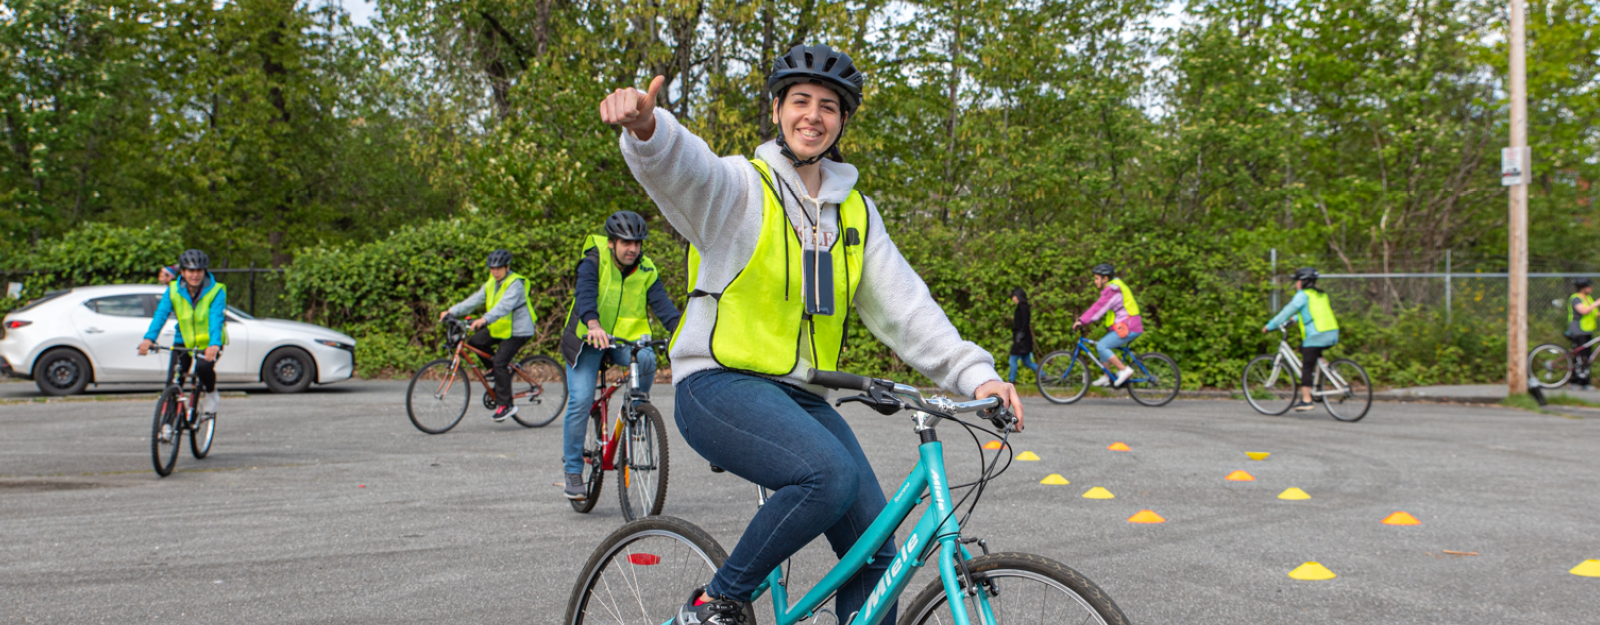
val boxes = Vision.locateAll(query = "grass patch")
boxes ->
[1544,393,1600,409]
[1499,393,1549,414]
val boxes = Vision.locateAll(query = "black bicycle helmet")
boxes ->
[486,249,512,268]
[1293,267,1319,284]
[1092,263,1115,277]
[177,249,209,270]
[767,44,865,168]
[1575,277,1593,290]
[604,210,649,241]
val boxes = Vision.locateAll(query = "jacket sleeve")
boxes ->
[574,254,601,326]
[448,286,487,319]
[207,287,228,348]
[144,289,174,342]
[619,108,760,257]
[1266,291,1308,330]
[1078,286,1119,325]
[646,278,681,334]
[480,279,526,326]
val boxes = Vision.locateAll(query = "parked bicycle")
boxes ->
[569,336,671,522]
[1528,336,1599,388]
[405,314,565,433]
[1036,327,1181,406]
[147,345,215,477]
[565,368,1127,625]
[1243,328,1372,420]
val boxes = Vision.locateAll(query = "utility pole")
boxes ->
[1507,0,1529,394]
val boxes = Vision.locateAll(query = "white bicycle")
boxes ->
[1242,328,1372,421]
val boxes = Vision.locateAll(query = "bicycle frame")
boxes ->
[586,339,658,474]
[1062,336,1156,386]
[1269,339,1351,398]
[430,319,540,406]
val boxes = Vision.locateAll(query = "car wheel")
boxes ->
[34,348,91,396]
[262,347,315,393]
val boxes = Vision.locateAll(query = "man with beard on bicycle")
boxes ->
[558,210,681,501]
[138,249,226,424]
[1263,267,1341,411]
[601,43,1022,625]
[438,249,536,423]
[1566,278,1596,390]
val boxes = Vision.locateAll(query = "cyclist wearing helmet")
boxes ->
[1072,263,1145,387]
[601,43,1022,625]
[557,210,681,500]
[138,249,227,419]
[1565,278,1596,389]
[156,264,179,285]
[1263,267,1341,411]
[439,249,536,422]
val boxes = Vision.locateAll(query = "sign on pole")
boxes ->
[1501,146,1531,186]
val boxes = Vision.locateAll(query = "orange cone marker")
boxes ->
[1381,511,1420,526]
[1225,470,1256,482]
[983,440,1004,450]
[1127,509,1165,523]
[1107,442,1132,451]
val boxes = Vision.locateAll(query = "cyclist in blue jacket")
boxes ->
[1263,267,1340,411]
[138,250,227,421]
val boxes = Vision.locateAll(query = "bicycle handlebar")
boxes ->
[805,368,1014,430]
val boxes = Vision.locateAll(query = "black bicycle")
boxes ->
[147,346,216,477]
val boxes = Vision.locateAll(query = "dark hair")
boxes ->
[775,85,850,164]
[1011,288,1029,305]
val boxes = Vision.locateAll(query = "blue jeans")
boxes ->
[1097,330,1142,364]
[562,344,656,474]
[1007,353,1040,383]
[675,369,897,622]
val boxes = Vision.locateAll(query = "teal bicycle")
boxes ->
[1036,328,1180,407]
[564,369,1128,625]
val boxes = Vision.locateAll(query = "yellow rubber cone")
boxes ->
[1381,511,1420,526]
[1278,488,1311,500]
[1225,470,1256,482]
[1127,509,1166,523]
[1040,474,1070,485]
[1107,442,1132,451]
[983,440,1004,450]
[1288,562,1336,580]
[1082,487,1115,499]
[1246,451,1270,461]
[1016,451,1041,461]
[1570,560,1600,577]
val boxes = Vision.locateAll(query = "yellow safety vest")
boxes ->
[169,280,227,347]
[1302,289,1340,333]
[565,235,659,342]
[677,159,868,374]
[1571,293,1597,333]
[1103,278,1141,328]
[484,272,531,339]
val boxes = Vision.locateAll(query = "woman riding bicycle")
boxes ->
[601,43,1022,624]
[1262,267,1340,411]
[1071,263,1144,388]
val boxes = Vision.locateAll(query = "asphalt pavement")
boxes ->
[1,378,1597,624]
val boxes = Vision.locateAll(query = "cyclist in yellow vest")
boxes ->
[1263,267,1341,411]
[557,210,681,500]
[1565,278,1596,389]
[138,249,226,421]
[439,249,536,423]
[1072,263,1145,387]
[602,43,1021,625]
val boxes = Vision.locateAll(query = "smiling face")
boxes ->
[182,268,205,288]
[610,239,642,266]
[772,82,847,162]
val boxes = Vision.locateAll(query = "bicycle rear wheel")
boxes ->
[406,359,469,434]
[1037,350,1090,404]
[565,516,753,625]
[151,387,181,477]
[1126,352,1180,407]
[1528,343,1572,388]
[1242,354,1296,415]
[618,403,670,521]
[902,552,1129,625]
[571,410,606,513]
[1321,358,1372,422]
[511,355,565,428]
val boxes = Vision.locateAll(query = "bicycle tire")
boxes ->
[901,552,1129,625]
[571,409,606,513]
[1321,358,1372,422]
[565,516,754,625]
[406,359,469,434]
[1528,343,1572,388]
[1037,350,1090,404]
[618,403,670,521]
[1126,352,1181,407]
[190,390,214,459]
[1242,354,1296,416]
[151,387,181,477]
[511,355,565,428]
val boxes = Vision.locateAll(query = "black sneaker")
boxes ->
[674,588,748,625]
[493,405,518,422]
[1292,400,1316,412]
[564,472,587,500]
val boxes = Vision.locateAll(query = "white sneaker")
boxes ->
[201,392,219,416]
[160,423,174,442]
[1114,368,1135,387]
[1091,374,1110,387]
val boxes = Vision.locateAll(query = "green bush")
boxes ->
[1,223,183,315]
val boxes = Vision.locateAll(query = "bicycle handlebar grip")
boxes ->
[805,369,873,391]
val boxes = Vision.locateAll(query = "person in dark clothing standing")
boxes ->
[1008,288,1041,383]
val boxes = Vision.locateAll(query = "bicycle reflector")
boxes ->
[628,553,661,566]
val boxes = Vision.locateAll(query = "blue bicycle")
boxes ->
[564,369,1128,625]
[1036,328,1180,406]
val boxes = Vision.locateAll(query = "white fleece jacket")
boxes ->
[620,108,1000,397]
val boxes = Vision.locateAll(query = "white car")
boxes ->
[1,284,356,396]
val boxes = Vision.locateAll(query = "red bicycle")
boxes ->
[570,336,670,521]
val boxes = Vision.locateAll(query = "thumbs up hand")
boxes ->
[599,75,665,140]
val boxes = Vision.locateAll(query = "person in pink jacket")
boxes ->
[1071,263,1144,387]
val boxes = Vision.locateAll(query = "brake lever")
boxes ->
[835,394,903,416]
[980,405,1018,432]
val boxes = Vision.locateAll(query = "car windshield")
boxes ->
[226,305,256,320]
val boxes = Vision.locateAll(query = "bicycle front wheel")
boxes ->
[1321,358,1372,422]
[190,412,215,459]
[511,355,565,428]
[902,552,1129,625]
[406,359,469,434]
[571,410,606,513]
[1242,354,1296,415]
[618,403,670,521]
[565,516,754,625]
[1126,352,1181,407]
[151,387,181,477]
[1529,343,1572,388]
[1037,350,1090,404]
